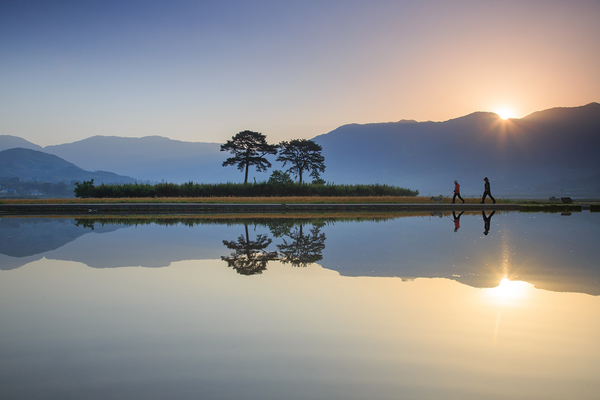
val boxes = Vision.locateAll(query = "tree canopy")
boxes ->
[276,139,325,183]
[267,170,293,186]
[220,130,278,184]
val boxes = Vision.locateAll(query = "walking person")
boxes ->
[452,180,465,203]
[480,177,496,204]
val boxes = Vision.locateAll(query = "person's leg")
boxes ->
[490,193,496,204]
[458,193,465,203]
[452,193,457,203]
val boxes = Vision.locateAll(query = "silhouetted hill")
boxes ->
[312,102,600,196]
[0,135,43,152]
[44,135,242,183]
[5,103,599,195]
[0,148,137,184]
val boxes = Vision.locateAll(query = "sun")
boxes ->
[495,108,515,120]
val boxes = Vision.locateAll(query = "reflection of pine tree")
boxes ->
[74,219,95,230]
[266,220,296,238]
[222,224,278,275]
[277,224,326,267]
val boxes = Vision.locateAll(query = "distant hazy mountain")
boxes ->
[5,103,599,195]
[312,102,600,196]
[0,135,43,152]
[0,148,137,184]
[44,135,243,183]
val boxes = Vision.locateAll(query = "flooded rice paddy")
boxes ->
[1,211,599,399]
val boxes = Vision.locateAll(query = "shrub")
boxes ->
[73,181,419,198]
[268,170,294,186]
[74,179,95,198]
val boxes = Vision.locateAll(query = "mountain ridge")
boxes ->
[312,102,600,195]
[0,135,44,152]
[0,148,137,184]
[1,102,598,196]
[43,135,230,183]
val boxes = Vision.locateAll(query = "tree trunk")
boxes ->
[244,163,249,184]
[299,169,303,184]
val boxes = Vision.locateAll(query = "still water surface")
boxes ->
[1,211,599,399]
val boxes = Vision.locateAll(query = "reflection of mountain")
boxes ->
[47,223,233,269]
[0,218,226,269]
[320,212,600,296]
[0,219,120,270]
[0,254,43,271]
[0,219,84,257]
[1,214,598,295]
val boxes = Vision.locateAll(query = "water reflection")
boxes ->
[277,223,326,267]
[487,277,533,305]
[482,210,496,235]
[1,212,600,399]
[222,223,278,275]
[452,211,464,232]
[1,212,599,295]
[222,221,327,274]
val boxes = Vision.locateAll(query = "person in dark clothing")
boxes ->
[482,210,495,235]
[452,211,464,232]
[452,180,465,203]
[480,177,496,204]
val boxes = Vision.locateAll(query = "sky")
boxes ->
[1,0,599,147]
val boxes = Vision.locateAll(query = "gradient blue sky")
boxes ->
[1,0,599,146]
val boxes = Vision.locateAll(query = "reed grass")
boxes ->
[72,181,420,198]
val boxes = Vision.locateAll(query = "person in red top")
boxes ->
[452,180,465,203]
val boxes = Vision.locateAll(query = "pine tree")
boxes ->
[276,139,325,183]
[220,131,278,184]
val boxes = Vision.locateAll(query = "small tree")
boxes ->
[268,170,293,185]
[74,179,95,198]
[277,139,325,183]
[220,130,278,184]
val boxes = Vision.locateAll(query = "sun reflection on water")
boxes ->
[487,278,533,305]
[487,277,534,346]
[486,233,533,305]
